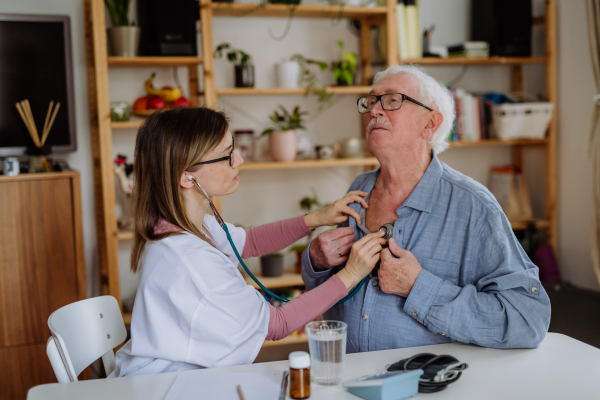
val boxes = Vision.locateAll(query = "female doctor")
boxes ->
[110,107,386,377]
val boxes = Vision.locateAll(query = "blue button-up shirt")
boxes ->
[302,153,551,351]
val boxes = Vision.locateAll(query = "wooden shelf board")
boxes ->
[449,138,548,148]
[400,56,548,65]
[117,231,134,240]
[243,272,305,290]
[108,56,203,67]
[239,157,379,171]
[216,86,371,96]
[263,333,308,348]
[212,4,387,19]
[111,120,145,129]
[510,219,550,231]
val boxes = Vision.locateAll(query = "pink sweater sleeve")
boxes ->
[242,215,312,258]
[266,275,347,340]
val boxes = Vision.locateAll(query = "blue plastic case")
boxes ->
[342,369,424,400]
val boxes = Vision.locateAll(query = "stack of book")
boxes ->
[447,42,489,58]
[448,88,494,143]
[395,0,422,59]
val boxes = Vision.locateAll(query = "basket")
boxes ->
[491,102,554,140]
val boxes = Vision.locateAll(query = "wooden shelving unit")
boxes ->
[86,0,558,348]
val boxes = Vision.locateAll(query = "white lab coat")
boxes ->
[109,215,270,377]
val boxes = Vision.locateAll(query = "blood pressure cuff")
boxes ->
[386,353,468,393]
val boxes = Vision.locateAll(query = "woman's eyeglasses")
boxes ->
[193,138,235,167]
[357,93,433,114]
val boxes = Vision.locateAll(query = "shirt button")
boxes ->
[362,314,368,320]
[372,281,378,286]
[411,312,417,317]
[531,287,538,293]
[441,333,447,336]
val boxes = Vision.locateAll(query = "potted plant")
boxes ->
[332,40,357,86]
[215,43,254,88]
[290,54,332,107]
[290,190,331,273]
[260,253,285,277]
[104,0,139,57]
[262,105,308,162]
[275,59,301,88]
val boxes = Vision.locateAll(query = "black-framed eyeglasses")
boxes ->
[193,138,235,167]
[357,93,433,114]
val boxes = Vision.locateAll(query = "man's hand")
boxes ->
[379,238,423,297]
[309,227,357,270]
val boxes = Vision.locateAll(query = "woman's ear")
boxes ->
[422,111,444,140]
[180,173,195,189]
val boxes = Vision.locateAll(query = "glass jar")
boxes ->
[110,101,130,122]
[289,351,311,399]
[234,130,254,162]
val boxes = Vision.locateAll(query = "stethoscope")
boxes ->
[188,175,393,305]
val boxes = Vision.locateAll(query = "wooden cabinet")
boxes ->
[0,171,86,400]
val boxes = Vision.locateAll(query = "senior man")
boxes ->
[302,64,551,351]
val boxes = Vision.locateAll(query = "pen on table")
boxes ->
[279,370,289,400]
[237,384,246,400]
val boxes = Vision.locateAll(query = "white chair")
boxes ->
[46,295,127,382]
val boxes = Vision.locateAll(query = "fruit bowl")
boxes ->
[131,109,161,118]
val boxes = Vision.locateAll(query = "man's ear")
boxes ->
[180,173,195,188]
[422,111,444,140]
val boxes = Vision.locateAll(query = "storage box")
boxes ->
[491,102,554,140]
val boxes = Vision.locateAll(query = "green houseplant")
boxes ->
[332,40,357,86]
[215,43,255,88]
[105,0,139,57]
[262,105,308,162]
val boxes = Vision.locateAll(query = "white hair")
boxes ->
[373,64,455,154]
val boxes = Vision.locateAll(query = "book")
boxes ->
[396,0,409,59]
[447,41,489,52]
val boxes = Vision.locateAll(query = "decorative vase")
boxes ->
[276,61,301,88]
[108,26,140,57]
[235,65,255,88]
[269,130,297,162]
[261,254,284,277]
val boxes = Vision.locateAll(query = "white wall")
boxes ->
[3,0,598,300]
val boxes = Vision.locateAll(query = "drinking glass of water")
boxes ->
[306,320,348,385]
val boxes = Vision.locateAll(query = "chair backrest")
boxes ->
[46,295,127,381]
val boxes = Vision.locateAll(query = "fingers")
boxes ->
[341,205,361,224]
[325,226,355,240]
[345,192,368,208]
[388,238,406,257]
[381,247,392,261]
[337,242,353,256]
[354,230,385,246]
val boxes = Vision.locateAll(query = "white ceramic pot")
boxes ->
[269,130,297,162]
[275,61,301,88]
[108,26,140,57]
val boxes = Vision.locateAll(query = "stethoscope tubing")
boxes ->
[190,176,366,305]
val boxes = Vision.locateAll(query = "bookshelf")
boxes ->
[86,0,558,349]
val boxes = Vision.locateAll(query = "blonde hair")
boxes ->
[130,107,229,272]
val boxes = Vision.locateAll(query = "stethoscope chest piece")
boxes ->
[379,223,394,241]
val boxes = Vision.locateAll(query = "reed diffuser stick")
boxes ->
[41,102,60,146]
[15,101,41,147]
[42,101,54,143]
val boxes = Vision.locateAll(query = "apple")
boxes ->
[147,96,166,109]
[133,96,149,111]
[172,96,190,107]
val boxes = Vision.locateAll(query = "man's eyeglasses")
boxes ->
[357,93,433,114]
[193,138,235,167]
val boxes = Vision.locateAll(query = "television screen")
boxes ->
[0,14,76,156]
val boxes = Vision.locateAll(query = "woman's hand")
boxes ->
[304,191,368,229]
[336,231,387,291]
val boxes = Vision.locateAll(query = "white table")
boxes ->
[27,333,600,400]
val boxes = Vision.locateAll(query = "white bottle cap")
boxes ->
[289,351,310,369]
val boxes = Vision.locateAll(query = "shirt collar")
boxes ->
[401,152,443,214]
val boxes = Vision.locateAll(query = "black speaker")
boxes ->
[137,0,199,56]
[471,0,532,57]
